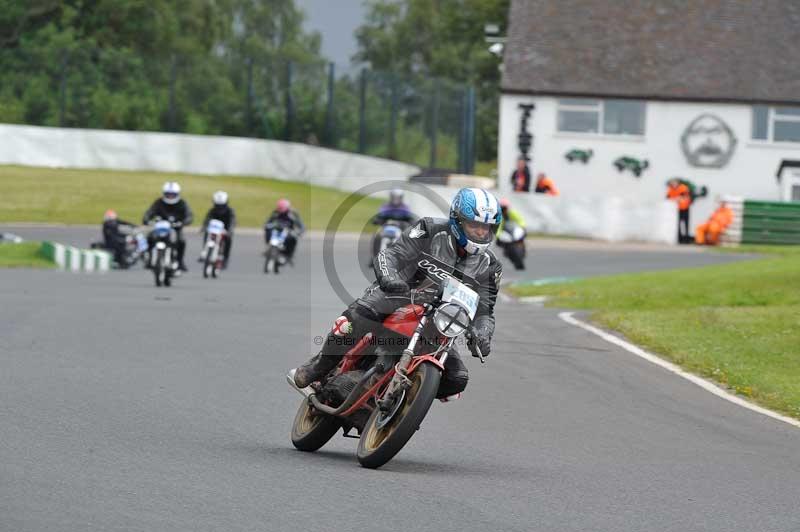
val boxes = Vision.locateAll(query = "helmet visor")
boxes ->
[462,220,495,244]
[164,191,179,200]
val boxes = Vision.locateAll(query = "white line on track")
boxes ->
[559,311,800,430]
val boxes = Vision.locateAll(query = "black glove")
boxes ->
[469,333,491,357]
[380,277,409,294]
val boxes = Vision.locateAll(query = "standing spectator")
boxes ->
[534,172,559,196]
[666,178,692,243]
[510,157,531,192]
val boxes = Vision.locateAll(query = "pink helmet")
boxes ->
[104,209,118,221]
[276,198,291,213]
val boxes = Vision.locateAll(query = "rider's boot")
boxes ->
[292,352,341,389]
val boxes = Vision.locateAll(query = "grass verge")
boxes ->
[0,165,382,231]
[509,246,800,420]
[0,242,54,268]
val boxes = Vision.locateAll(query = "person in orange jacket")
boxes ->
[666,178,692,243]
[534,172,559,196]
[695,201,734,245]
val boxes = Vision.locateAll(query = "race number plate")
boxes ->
[441,277,479,319]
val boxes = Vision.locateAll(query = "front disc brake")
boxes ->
[375,388,406,429]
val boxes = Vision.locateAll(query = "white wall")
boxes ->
[0,124,419,193]
[498,95,800,225]
[405,184,677,244]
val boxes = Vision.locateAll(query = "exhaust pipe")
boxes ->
[286,369,313,398]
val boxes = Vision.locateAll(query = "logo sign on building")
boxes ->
[681,114,737,168]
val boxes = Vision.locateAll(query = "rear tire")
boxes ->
[291,398,341,452]
[357,363,440,469]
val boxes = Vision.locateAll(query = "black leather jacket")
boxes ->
[370,217,502,341]
[142,198,194,227]
[202,205,236,231]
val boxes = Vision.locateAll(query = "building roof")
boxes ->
[502,0,800,104]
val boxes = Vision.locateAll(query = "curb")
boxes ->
[40,241,111,272]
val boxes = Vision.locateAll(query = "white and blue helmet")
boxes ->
[449,188,502,255]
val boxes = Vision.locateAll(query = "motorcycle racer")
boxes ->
[143,181,193,271]
[200,190,236,268]
[371,188,416,226]
[264,199,305,262]
[291,187,503,400]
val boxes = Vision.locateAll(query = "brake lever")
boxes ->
[466,328,485,364]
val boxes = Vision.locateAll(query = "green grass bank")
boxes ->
[0,241,55,268]
[0,165,382,231]
[509,247,800,420]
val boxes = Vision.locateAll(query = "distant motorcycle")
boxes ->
[148,219,181,287]
[264,226,290,274]
[200,219,227,279]
[372,219,408,260]
[90,225,148,269]
[497,221,526,270]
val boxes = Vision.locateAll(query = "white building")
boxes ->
[497,0,800,233]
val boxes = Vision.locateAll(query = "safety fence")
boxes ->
[0,46,483,173]
[740,201,800,245]
[40,241,111,272]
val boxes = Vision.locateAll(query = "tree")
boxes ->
[355,0,509,164]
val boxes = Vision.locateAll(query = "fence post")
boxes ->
[389,79,399,160]
[429,80,440,169]
[324,62,335,147]
[245,57,254,136]
[285,61,294,141]
[168,55,177,132]
[358,69,367,154]
[466,86,476,175]
[58,50,69,127]
[458,86,468,173]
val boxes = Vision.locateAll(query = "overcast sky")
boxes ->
[295,0,367,66]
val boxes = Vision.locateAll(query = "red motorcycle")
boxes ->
[287,270,485,469]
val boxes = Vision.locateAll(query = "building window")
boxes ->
[557,98,646,136]
[752,106,800,143]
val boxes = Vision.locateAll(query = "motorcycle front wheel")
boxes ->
[291,398,341,452]
[356,362,440,469]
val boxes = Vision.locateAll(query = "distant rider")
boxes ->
[497,198,526,235]
[264,199,305,262]
[291,187,503,401]
[371,189,416,227]
[200,190,236,268]
[102,209,135,268]
[143,181,193,271]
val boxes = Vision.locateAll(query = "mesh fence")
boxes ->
[0,47,481,172]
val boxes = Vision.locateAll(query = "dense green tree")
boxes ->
[355,0,509,163]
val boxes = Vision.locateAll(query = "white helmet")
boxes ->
[162,181,181,205]
[389,188,404,206]
[213,190,228,206]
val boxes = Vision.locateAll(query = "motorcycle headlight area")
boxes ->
[433,302,471,338]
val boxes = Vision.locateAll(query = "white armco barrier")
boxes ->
[406,185,678,245]
[0,124,418,189]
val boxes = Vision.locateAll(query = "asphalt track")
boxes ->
[2,227,799,532]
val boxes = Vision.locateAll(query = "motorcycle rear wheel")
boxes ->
[291,398,341,452]
[356,362,440,469]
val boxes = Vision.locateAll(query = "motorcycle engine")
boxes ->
[324,370,365,406]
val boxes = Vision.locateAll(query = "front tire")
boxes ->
[357,363,440,469]
[291,398,341,452]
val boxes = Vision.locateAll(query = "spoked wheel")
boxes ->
[153,250,164,287]
[291,398,341,452]
[265,247,280,274]
[357,363,440,469]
